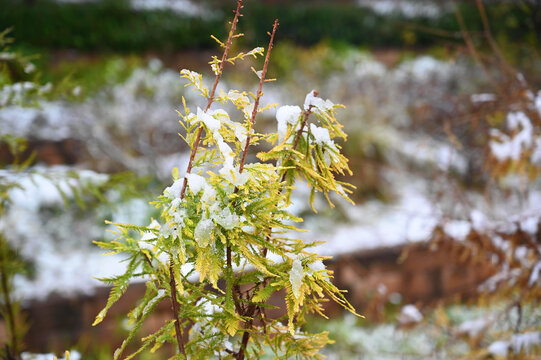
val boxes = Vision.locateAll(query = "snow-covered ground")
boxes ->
[356,0,452,18]
[55,0,208,16]
[1,49,539,306]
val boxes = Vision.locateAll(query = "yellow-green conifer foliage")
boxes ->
[94,2,359,359]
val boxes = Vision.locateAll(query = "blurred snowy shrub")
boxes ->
[0,30,155,359]
[410,3,541,356]
[21,350,81,360]
[0,29,53,109]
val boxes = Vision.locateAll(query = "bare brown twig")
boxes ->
[239,19,279,173]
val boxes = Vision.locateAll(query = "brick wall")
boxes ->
[5,242,495,353]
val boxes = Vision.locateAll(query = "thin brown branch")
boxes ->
[236,104,317,359]
[236,104,317,358]
[475,0,530,90]
[169,264,187,358]
[180,0,244,199]
[239,19,279,173]
[230,19,279,360]
[171,1,245,355]
[453,1,502,96]
[0,244,19,358]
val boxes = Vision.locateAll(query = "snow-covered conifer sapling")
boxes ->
[94,1,359,359]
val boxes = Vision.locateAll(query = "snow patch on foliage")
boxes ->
[490,111,541,163]
[289,258,304,299]
[187,173,207,194]
[310,124,332,146]
[304,90,334,112]
[276,105,302,142]
[357,0,449,18]
[164,179,184,199]
[212,207,240,230]
[21,351,81,360]
[194,218,215,247]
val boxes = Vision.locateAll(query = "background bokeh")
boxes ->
[1,0,540,358]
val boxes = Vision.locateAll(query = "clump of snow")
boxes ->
[520,216,538,234]
[212,207,240,230]
[397,304,423,324]
[194,218,214,247]
[289,258,304,299]
[163,178,184,199]
[471,93,496,103]
[308,260,325,273]
[458,317,489,337]
[528,261,541,287]
[140,219,160,243]
[357,0,449,18]
[310,124,332,146]
[406,216,438,242]
[488,332,541,357]
[219,165,250,186]
[395,56,456,83]
[534,91,541,117]
[276,105,302,142]
[353,55,387,78]
[131,0,207,16]
[201,184,217,203]
[197,107,221,132]
[395,137,468,174]
[21,351,81,360]
[443,220,471,241]
[186,173,207,194]
[490,111,541,164]
[470,210,489,232]
[488,341,509,357]
[511,331,541,354]
[304,90,319,111]
[303,90,334,112]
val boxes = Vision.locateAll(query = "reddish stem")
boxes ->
[170,1,245,356]
[233,20,279,360]
[180,0,244,199]
[170,264,187,358]
[239,19,279,174]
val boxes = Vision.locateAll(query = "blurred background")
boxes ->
[1,0,540,358]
